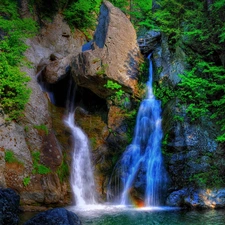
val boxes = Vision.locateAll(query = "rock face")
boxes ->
[70,0,141,98]
[0,1,141,208]
[34,1,141,202]
[0,188,20,225]
[151,30,225,209]
[23,208,82,225]
[138,31,161,55]
[153,35,186,85]
[0,14,86,209]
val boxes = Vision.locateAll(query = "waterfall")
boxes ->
[111,54,167,206]
[64,81,96,206]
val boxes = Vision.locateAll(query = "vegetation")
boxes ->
[32,151,51,175]
[63,0,102,30]
[4,150,23,165]
[23,176,31,187]
[0,0,37,121]
[96,63,108,76]
[189,167,225,188]
[150,0,225,142]
[104,80,125,101]
[56,153,69,183]
[33,124,49,135]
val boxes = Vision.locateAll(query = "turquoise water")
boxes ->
[67,205,225,225]
[19,206,225,225]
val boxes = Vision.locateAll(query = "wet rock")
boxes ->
[162,100,220,189]
[153,35,186,85]
[167,188,225,209]
[23,208,82,225]
[0,188,20,225]
[138,31,161,55]
[166,188,187,207]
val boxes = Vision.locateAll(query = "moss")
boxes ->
[4,150,24,165]
[56,153,69,183]
[33,124,48,135]
[31,151,51,175]
[76,111,108,151]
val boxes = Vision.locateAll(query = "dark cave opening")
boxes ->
[37,71,108,120]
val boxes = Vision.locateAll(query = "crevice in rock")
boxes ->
[75,86,108,123]
[37,69,108,122]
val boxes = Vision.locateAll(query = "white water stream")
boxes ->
[64,112,96,206]
[107,54,167,206]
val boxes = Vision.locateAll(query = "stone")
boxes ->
[70,0,141,98]
[166,188,187,207]
[0,13,86,209]
[153,35,186,85]
[167,188,225,209]
[0,188,20,225]
[40,56,71,84]
[162,100,221,190]
[23,208,82,225]
[138,31,161,55]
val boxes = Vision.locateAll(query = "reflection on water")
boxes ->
[19,205,225,225]
[68,205,225,225]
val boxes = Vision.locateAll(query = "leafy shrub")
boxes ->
[0,0,37,121]
[104,80,125,101]
[63,0,101,30]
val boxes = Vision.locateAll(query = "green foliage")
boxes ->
[104,80,122,90]
[110,0,129,12]
[24,126,29,132]
[189,168,225,188]
[104,80,125,101]
[23,176,31,187]
[56,153,69,183]
[63,0,101,30]
[4,150,23,164]
[33,124,48,135]
[176,60,225,140]
[0,0,37,121]
[153,77,175,107]
[130,0,153,33]
[90,137,97,149]
[124,109,138,143]
[32,151,51,175]
[96,63,108,76]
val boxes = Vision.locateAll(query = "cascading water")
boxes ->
[64,81,96,206]
[110,54,167,206]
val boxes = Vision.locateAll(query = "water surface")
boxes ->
[67,205,225,225]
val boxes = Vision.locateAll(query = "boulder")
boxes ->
[0,188,20,225]
[23,208,82,225]
[38,55,71,84]
[167,188,225,209]
[70,0,141,98]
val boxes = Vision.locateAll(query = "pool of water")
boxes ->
[19,205,225,225]
[67,205,225,225]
